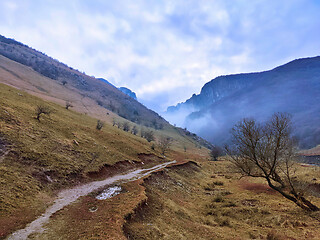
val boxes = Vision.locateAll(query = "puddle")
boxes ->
[7,160,176,240]
[96,186,122,200]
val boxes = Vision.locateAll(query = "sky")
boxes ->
[0,0,320,113]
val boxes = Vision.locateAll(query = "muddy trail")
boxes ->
[7,160,176,240]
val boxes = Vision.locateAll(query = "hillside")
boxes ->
[0,35,213,238]
[1,34,319,239]
[165,56,320,148]
[0,83,209,238]
[0,35,163,128]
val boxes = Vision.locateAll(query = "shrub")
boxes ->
[123,122,130,132]
[210,146,223,161]
[65,101,73,110]
[144,130,155,142]
[131,125,138,135]
[35,105,52,121]
[213,181,224,186]
[158,136,172,155]
[213,195,224,203]
[96,120,104,130]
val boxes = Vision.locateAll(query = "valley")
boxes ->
[0,33,320,240]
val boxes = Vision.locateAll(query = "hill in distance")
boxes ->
[0,35,161,128]
[0,35,211,238]
[1,35,320,240]
[165,56,320,148]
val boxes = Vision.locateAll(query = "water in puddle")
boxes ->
[96,186,122,200]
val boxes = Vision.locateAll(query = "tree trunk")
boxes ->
[266,177,319,212]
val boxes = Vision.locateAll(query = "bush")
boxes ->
[210,146,223,161]
[65,101,73,110]
[96,120,104,130]
[144,130,155,142]
[131,125,138,135]
[35,105,52,121]
[213,181,224,186]
[213,195,224,203]
[122,122,130,132]
[158,136,172,155]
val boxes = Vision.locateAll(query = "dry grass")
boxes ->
[0,82,209,238]
[0,83,161,237]
[35,179,147,240]
[124,158,320,240]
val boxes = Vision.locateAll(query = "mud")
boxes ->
[7,160,175,240]
[123,161,200,238]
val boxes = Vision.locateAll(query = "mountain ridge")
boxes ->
[165,56,320,148]
[0,35,163,127]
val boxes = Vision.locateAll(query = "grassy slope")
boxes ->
[124,158,320,240]
[0,54,119,123]
[0,55,207,152]
[1,64,319,239]
[0,81,208,238]
[0,83,159,237]
[300,145,320,156]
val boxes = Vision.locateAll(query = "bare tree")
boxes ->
[210,146,223,161]
[131,125,138,135]
[123,122,130,132]
[144,130,155,142]
[158,136,172,155]
[96,120,104,130]
[225,113,319,211]
[65,101,73,110]
[35,105,52,121]
[140,128,145,138]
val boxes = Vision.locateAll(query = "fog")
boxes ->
[163,57,320,148]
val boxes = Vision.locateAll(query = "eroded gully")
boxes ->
[7,160,176,240]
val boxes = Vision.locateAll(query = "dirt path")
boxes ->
[7,161,176,240]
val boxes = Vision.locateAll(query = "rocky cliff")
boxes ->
[165,56,320,148]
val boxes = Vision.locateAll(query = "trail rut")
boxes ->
[7,160,175,240]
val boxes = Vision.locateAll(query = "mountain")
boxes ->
[0,35,163,127]
[165,56,320,148]
[96,77,115,86]
[0,35,213,238]
[96,78,137,100]
[118,87,137,100]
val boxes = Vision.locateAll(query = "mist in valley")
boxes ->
[164,57,320,149]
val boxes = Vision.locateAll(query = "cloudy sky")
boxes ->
[1,0,320,112]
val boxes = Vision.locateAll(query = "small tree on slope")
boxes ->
[225,112,319,211]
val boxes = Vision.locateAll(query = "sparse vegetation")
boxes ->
[96,119,104,130]
[213,195,224,202]
[35,105,52,121]
[226,112,319,211]
[213,181,224,186]
[65,101,73,110]
[122,121,130,132]
[210,146,223,161]
[131,125,138,135]
[158,136,172,155]
[142,129,155,142]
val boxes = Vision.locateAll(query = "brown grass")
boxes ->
[124,159,320,240]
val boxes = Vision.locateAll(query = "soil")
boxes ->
[7,160,175,240]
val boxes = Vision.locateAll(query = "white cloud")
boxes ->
[0,0,319,113]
